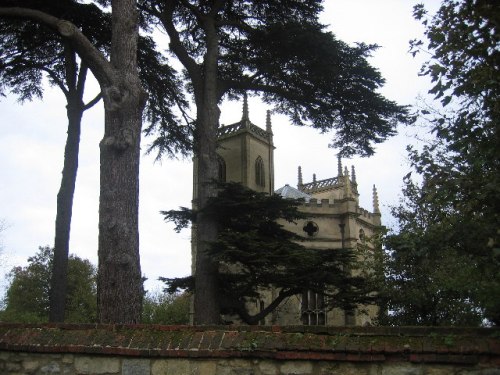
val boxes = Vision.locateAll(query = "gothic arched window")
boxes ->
[217,155,226,182]
[301,290,326,325]
[255,156,265,187]
[359,228,366,242]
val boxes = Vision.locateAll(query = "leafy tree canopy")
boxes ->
[409,0,499,222]
[381,0,500,326]
[0,0,108,101]
[379,178,488,326]
[142,290,190,325]
[0,246,97,323]
[162,182,375,325]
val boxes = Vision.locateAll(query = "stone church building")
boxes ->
[193,98,382,326]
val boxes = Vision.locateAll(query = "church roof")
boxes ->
[275,184,312,201]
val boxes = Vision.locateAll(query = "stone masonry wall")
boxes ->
[0,324,499,375]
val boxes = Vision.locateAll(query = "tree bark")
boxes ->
[192,101,220,325]
[48,45,86,323]
[157,2,225,325]
[97,0,146,324]
[0,1,146,324]
[191,14,222,325]
[49,92,83,322]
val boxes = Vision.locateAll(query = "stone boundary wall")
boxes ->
[0,323,499,374]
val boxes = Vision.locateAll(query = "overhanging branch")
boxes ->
[0,7,115,88]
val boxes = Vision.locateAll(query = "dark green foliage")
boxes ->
[142,291,190,325]
[138,35,192,158]
[379,178,486,326]
[0,1,190,156]
[409,0,500,224]
[242,23,406,156]
[381,0,500,326]
[140,0,408,157]
[0,0,110,102]
[162,182,374,325]
[0,246,97,323]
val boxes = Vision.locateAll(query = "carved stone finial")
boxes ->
[351,165,356,183]
[242,93,249,122]
[266,110,272,134]
[298,166,303,188]
[313,173,317,183]
[373,184,380,213]
[344,170,352,198]
[337,155,343,176]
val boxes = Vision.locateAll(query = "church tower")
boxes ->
[192,97,383,326]
[216,94,275,194]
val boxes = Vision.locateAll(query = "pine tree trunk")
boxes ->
[192,102,220,325]
[192,20,221,325]
[0,0,146,325]
[49,97,83,322]
[96,0,145,324]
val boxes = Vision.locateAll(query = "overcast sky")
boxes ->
[0,0,440,293]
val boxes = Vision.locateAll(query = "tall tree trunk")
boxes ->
[97,0,146,324]
[49,45,86,323]
[0,0,146,324]
[192,19,221,325]
[49,97,83,322]
[192,102,220,325]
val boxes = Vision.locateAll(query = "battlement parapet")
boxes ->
[301,177,339,193]
[300,199,380,222]
[303,198,334,208]
[301,176,358,195]
[218,121,271,142]
[357,207,373,219]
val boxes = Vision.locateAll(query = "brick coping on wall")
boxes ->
[0,323,499,366]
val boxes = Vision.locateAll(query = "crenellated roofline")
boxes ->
[218,121,272,143]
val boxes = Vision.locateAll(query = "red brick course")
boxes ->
[0,323,498,366]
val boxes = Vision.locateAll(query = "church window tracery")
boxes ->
[301,291,326,325]
[217,155,226,182]
[359,228,366,242]
[303,221,319,237]
[255,156,265,187]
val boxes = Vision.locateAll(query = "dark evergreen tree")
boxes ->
[140,0,408,324]
[0,0,188,323]
[163,182,375,325]
[0,1,107,322]
[1,0,150,323]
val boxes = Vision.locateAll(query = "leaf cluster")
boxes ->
[139,35,192,158]
[142,290,190,324]
[379,178,488,326]
[0,246,97,323]
[409,0,500,221]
